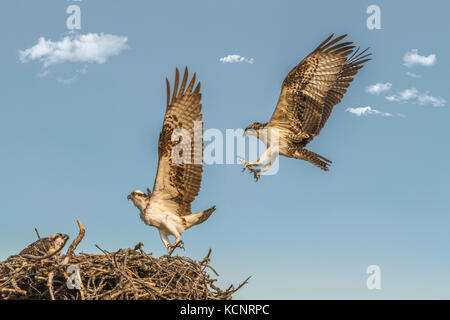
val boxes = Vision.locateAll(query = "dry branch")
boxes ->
[0,221,248,300]
[63,219,85,264]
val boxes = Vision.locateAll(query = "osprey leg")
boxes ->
[259,151,278,173]
[239,147,274,168]
[163,222,185,254]
[159,230,170,248]
[239,147,277,181]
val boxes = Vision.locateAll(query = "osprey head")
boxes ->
[49,233,69,241]
[127,189,151,211]
[48,233,69,254]
[244,122,267,137]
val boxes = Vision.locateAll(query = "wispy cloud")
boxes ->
[416,93,447,107]
[386,88,419,103]
[55,65,89,85]
[386,88,446,107]
[19,33,128,68]
[36,69,50,78]
[346,106,392,117]
[403,49,436,67]
[56,75,78,85]
[406,71,422,78]
[219,54,255,64]
[365,82,392,95]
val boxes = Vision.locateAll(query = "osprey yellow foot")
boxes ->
[167,240,184,256]
[238,157,261,181]
[249,167,261,181]
[238,157,253,172]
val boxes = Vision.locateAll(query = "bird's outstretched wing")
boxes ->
[269,34,371,141]
[152,67,203,216]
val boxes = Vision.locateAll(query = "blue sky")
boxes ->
[1,0,449,299]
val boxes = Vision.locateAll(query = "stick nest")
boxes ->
[0,221,249,300]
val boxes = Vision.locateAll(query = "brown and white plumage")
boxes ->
[128,67,216,253]
[20,233,69,258]
[241,34,371,180]
[153,68,204,216]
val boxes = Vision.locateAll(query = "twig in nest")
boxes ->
[34,227,48,256]
[134,242,144,251]
[0,288,27,296]
[95,245,109,255]
[65,220,85,258]
[62,219,85,265]
[47,271,55,300]
[1,224,249,300]
[34,228,42,243]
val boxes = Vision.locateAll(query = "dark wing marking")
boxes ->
[269,34,371,142]
[153,67,203,216]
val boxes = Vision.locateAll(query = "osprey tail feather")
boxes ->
[186,205,216,228]
[295,149,332,171]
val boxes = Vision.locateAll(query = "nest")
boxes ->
[0,220,249,300]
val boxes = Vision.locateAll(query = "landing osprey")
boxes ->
[240,34,371,180]
[128,68,216,254]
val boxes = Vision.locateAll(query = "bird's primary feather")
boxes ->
[241,34,371,178]
[152,67,203,216]
[269,34,371,144]
[128,68,215,253]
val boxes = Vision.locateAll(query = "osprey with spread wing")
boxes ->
[240,34,371,180]
[128,68,215,254]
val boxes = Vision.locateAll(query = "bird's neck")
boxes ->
[133,198,150,213]
[139,211,150,224]
[137,199,153,226]
[257,127,269,145]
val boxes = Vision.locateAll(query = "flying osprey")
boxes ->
[128,68,216,254]
[240,34,371,180]
[20,233,69,258]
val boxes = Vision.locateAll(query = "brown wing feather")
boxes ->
[153,67,203,216]
[317,47,371,133]
[269,34,371,142]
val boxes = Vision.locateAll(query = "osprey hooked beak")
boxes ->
[243,125,253,137]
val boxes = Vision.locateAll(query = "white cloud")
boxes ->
[416,93,446,107]
[346,106,392,117]
[19,33,128,68]
[386,88,446,107]
[365,82,392,95]
[386,88,419,103]
[220,54,255,64]
[403,49,436,67]
[406,72,422,78]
